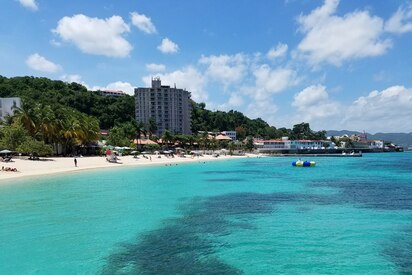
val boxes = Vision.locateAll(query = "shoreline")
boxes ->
[0,154,252,183]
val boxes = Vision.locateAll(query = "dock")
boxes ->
[268,153,363,157]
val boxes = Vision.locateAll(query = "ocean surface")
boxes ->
[0,152,411,274]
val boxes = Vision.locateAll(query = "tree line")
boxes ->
[0,75,326,155]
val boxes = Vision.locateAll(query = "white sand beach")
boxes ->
[0,154,251,182]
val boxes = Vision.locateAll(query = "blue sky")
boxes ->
[2,0,412,133]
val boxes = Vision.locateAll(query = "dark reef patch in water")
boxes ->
[101,192,304,274]
[102,171,412,274]
[101,222,242,275]
[382,226,412,274]
[309,178,412,210]
[347,158,412,174]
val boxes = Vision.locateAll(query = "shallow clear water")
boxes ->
[1,153,411,274]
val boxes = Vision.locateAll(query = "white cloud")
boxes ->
[297,0,392,66]
[53,14,132,58]
[26,53,61,73]
[267,43,288,60]
[342,85,412,132]
[130,12,157,34]
[290,84,341,130]
[17,0,38,11]
[214,92,245,111]
[228,92,244,107]
[92,81,135,95]
[293,84,340,117]
[252,65,298,98]
[385,4,412,34]
[146,63,166,72]
[199,54,247,85]
[246,99,279,122]
[292,84,328,108]
[60,74,90,89]
[143,67,207,102]
[157,38,179,54]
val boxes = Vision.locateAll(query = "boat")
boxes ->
[292,160,316,167]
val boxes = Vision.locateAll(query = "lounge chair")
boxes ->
[2,157,12,162]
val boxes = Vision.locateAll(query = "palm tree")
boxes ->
[12,103,37,137]
[78,115,100,145]
[228,141,236,155]
[36,105,57,144]
[147,117,157,138]
[162,130,174,149]
[133,121,146,150]
[58,109,82,154]
[200,131,209,152]
[0,113,14,127]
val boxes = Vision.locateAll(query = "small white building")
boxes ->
[368,140,384,150]
[0,97,21,121]
[222,131,237,140]
[255,137,324,153]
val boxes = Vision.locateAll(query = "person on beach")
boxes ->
[74,157,77,167]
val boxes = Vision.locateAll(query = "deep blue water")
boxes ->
[0,152,411,274]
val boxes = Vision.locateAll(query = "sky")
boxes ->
[1,0,412,133]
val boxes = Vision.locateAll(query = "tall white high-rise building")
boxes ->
[135,78,192,136]
[0,97,21,121]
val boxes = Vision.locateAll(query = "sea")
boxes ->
[0,152,411,274]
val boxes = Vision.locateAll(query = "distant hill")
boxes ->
[327,130,412,149]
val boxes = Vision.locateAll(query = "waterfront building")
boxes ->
[135,78,192,136]
[0,97,21,121]
[368,140,384,150]
[222,131,237,140]
[254,137,324,153]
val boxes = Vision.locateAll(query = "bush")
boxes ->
[17,139,54,156]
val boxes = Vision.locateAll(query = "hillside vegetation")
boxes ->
[0,75,326,140]
[0,76,134,130]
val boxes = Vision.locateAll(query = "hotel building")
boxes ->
[134,78,192,136]
[0,97,21,121]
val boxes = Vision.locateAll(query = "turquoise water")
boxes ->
[1,153,411,274]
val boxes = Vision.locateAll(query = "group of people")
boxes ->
[1,166,18,172]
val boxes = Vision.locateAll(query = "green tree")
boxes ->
[143,143,160,152]
[235,126,246,141]
[17,139,53,156]
[106,125,130,146]
[228,141,236,155]
[147,117,157,137]
[0,123,30,150]
[12,103,37,137]
[245,136,254,152]
[162,130,174,149]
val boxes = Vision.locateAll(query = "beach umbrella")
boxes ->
[0,149,12,154]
